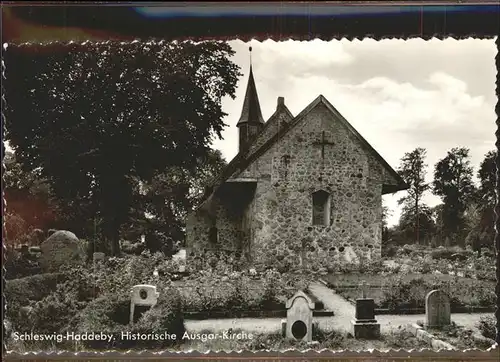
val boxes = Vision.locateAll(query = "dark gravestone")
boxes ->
[351,281,380,339]
[355,299,376,322]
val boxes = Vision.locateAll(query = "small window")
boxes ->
[312,190,331,226]
[209,226,218,244]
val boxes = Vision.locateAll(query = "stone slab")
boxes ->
[351,319,380,339]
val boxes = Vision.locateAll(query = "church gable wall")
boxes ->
[235,103,386,271]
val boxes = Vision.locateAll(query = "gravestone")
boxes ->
[284,290,315,342]
[129,284,160,325]
[351,281,380,339]
[425,290,451,330]
[93,252,106,263]
[39,230,85,272]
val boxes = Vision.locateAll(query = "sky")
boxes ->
[212,38,497,227]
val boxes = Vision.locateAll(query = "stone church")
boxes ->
[186,61,407,270]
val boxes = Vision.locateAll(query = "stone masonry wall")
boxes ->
[231,102,399,271]
[245,105,293,159]
[186,195,248,269]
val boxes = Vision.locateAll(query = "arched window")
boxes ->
[209,226,218,244]
[312,190,331,226]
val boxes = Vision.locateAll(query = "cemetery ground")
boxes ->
[4,236,498,353]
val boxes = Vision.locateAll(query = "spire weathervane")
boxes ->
[249,46,252,67]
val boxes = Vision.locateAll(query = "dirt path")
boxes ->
[307,281,355,333]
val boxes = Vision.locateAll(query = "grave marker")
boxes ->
[425,289,451,330]
[284,290,315,342]
[351,281,380,339]
[129,284,159,325]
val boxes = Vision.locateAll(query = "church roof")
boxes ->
[236,65,265,126]
[198,94,408,208]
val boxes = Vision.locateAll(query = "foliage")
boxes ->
[5,273,66,307]
[180,268,312,313]
[476,315,496,341]
[27,290,86,335]
[378,275,495,312]
[430,246,471,260]
[4,246,43,279]
[463,150,497,253]
[432,147,476,242]
[477,150,496,207]
[381,205,391,243]
[70,286,185,350]
[5,273,68,333]
[5,41,241,254]
[85,237,113,259]
[397,206,435,245]
[3,150,59,238]
[397,148,431,244]
[125,149,227,246]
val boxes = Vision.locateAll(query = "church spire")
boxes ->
[237,47,264,126]
[237,46,265,153]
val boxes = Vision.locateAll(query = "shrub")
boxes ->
[131,288,185,348]
[5,247,43,279]
[69,291,131,349]
[85,237,112,259]
[378,275,495,312]
[27,291,86,335]
[121,240,145,255]
[382,245,397,258]
[5,273,66,307]
[380,277,428,312]
[72,287,184,350]
[180,269,312,313]
[476,316,496,340]
[430,246,471,261]
[5,267,97,335]
[400,244,414,256]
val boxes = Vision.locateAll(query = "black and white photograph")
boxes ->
[3,36,497,353]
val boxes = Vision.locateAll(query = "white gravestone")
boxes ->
[129,284,160,325]
[425,289,451,330]
[285,290,315,342]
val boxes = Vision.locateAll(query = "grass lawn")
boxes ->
[323,273,495,309]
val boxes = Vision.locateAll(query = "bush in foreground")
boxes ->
[70,287,185,350]
[476,315,496,341]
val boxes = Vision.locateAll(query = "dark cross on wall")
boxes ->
[313,131,335,159]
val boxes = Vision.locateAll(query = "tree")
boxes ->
[124,149,227,246]
[4,41,240,255]
[397,147,430,244]
[3,149,58,242]
[432,147,476,244]
[477,150,496,208]
[398,205,435,245]
[464,150,497,252]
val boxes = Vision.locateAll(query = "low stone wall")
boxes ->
[405,323,456,350]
